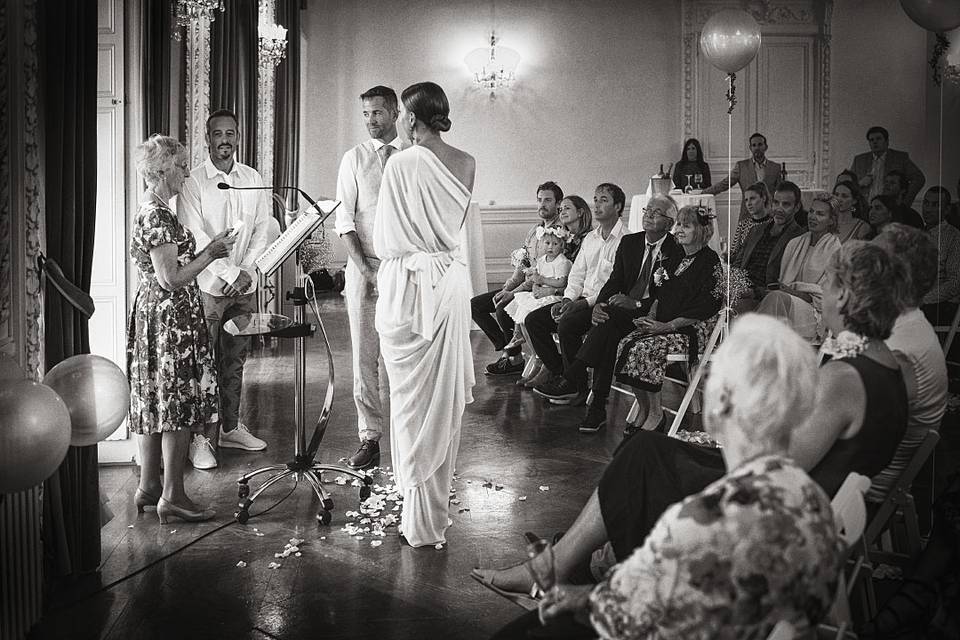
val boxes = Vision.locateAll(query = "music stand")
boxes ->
[226,200,372,525]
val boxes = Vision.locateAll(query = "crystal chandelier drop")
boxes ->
[464,32,521,97]
[172,0,225,40]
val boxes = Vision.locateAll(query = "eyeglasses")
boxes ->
[642,207,672,219]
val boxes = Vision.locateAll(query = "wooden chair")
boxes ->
[863,429,940,569]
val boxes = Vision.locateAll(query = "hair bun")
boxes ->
[429,114,451,132]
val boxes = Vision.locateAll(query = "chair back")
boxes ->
[933,302,960,358]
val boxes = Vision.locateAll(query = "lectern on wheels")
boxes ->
[223,198,371,525]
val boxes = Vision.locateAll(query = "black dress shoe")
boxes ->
[578,406,607,433]
[347,439,380,469]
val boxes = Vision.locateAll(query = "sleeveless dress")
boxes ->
[126,202,219,434]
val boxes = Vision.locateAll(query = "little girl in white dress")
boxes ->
[504,226,573,354]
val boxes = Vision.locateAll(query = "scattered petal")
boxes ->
[255,532,264,537]
[458,508,471,513]
[450,498,461,505]
[320,536,326,540]
[518,496,527,501]
[127,525,134,529]
[481,481,493,489]
[370,540,383,547]
[169,529,177,534]
[494,484,504,491]
[295,552,302,557]
[434,543,444,550]
[236,561,247,568]
[268,562,281,569]
[538,485,550,492]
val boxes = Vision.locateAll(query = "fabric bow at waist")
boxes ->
[403,247,465,339]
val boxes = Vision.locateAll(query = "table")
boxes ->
[629,191,722,253]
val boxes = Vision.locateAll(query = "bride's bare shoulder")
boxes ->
[441,145,475,191]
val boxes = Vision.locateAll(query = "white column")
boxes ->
[184,17,210,170]
[256,0,277,186]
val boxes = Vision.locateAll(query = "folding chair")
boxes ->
[864,429,940,569]
[932,302,960,366]
[664,309,728,437]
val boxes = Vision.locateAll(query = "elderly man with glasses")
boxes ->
[535,194,684,433]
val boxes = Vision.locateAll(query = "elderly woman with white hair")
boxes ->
[488,315,843,639]
[757,191,843,341]
[127,134,235,523]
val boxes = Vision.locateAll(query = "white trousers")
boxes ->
[345,260,387,441]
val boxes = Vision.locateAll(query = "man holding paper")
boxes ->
[179,108,273,469]
[335,85,405,470]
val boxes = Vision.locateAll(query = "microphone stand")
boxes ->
[219,184,371,525]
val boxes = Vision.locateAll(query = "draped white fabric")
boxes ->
[373,146,475,547]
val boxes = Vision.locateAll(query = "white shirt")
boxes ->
[178,157,272,296]
[564,219,627,306]
[335,136,403,258]
[869,152,887,199]
[886,308,948,434]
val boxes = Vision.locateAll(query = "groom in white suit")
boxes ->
[335,85,404,469]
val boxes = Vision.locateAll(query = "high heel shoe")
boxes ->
[157,498,216,524]
[135,489,161,513]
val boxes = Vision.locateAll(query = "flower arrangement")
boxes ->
[510,247,530,269]
[819,330,868,360]
[711,262,752,306]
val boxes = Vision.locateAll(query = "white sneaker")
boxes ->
[188,434,218,470]
[219,423,267,451]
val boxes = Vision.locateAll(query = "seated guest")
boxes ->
[526,184,629,405]
[733,181,806,311]
[613,206,722,433]
[869,224,948,501]
[756,192,842,342]
[851,125,926,202]
[537,195,683,431]
[489,315,842,640]
[672,137,712,190]
[474,242,907,603]
[730,181,771,255]
[557,195,593,263]
[833,180,872,242]
[919,186,960,327]
[836,168,859,187]
[868,194,906,236]
[475,181,563,376]
[883,169,924,227]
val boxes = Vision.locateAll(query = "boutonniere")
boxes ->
[652,252,669,286]
[819,330,868,360]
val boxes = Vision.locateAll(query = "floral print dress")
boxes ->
[590,455,843,640]
[126,202,219,434]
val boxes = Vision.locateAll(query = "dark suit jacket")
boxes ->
[733,218,805,286]
[704,157,782,223]
[851,148,926,204]
[597,232,684,311]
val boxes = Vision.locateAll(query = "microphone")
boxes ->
[217,182,331,216]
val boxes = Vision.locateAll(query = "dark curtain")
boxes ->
[142,0,173,136]
[37,1,100,578]
[274,0,301,212]
[210,0,258,167]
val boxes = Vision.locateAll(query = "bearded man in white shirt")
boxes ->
[335,86,404,470]
[179,109,272,469]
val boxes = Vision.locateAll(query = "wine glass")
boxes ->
[694,173,703,189]
[525,538,557,623]
[684,174,693,194]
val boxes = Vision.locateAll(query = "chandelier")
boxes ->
[172,0,224,40]
[464,32,521,97]
[259,18,288,67]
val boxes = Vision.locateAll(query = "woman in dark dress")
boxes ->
[614,205,722,432]
[557,195,593,262]
[474,242,908,622]
[672,137,712,190]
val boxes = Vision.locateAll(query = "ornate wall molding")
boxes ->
[680,0,832,188]
[1,0,10,352]
[184,17,210,170]
[256,0,276,185]
[23,0,42,379]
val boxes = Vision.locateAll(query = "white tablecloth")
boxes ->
[629,192,722,253]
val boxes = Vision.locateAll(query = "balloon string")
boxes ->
[726,73,733,332]
[937,73,943,325]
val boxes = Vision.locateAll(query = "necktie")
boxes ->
[378,144,393,169]
[628,243,657,300]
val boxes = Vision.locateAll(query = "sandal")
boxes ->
[470,567,539,610]
[858,578,938,638]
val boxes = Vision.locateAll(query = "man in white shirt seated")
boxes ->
[473,181,563,376]
[529,183,629,406]
[870,223,948,502]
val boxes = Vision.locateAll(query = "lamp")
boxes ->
[464,32,521,98]
[171,0,224,40]
[259,15,288,67]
